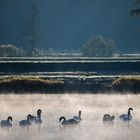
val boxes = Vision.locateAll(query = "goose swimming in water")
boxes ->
[103,114,115,121]
[73,110,82,122]
[1,116,12,127]
[30,109,42,123]
[59,117,79,125]
[119,108,133,121]
[19,114,32,126]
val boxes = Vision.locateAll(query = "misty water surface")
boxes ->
[0,94,140,140]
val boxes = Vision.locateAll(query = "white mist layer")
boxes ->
[0,94,140,140]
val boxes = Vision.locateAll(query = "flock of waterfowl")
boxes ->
[103,107,133,122]
[0,108,133,127]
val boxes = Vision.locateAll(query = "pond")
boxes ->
[0,93,139,140]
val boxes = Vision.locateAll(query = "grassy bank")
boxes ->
[112,77,140,93]
[0,76,140,93]
[0,77,64,93]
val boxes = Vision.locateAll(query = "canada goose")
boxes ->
[19,114,32,126]
[119,108,133,121]
[30,109,42,123]
[1,116,12,127]
[103,114,115,121]
[59,117,78,125]
[73,110,82,122]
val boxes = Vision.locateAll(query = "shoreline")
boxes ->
[0,76,139,94]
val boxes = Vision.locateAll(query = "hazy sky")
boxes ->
[0,0,140,53]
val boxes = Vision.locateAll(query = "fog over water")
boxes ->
[0,94,140,140]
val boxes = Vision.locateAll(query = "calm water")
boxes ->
[0,94,140,140]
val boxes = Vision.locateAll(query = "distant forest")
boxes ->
[0,0,139,57]
[0,1,118,57]
[0,34,117,57]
